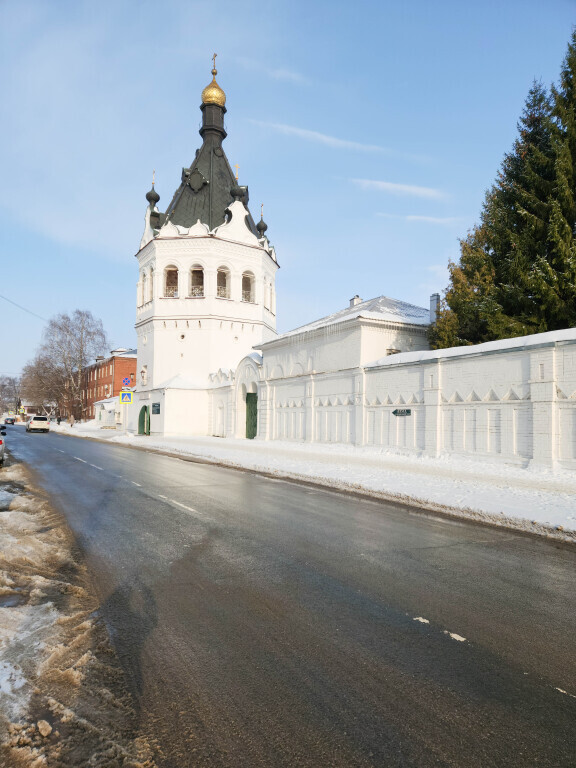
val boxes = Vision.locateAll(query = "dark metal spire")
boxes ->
[159,60,258,234]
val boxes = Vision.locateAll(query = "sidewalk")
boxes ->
[49,421,576,542]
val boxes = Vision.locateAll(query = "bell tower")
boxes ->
[134,59,279,434]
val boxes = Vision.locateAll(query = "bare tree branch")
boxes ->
[22,310,109,418]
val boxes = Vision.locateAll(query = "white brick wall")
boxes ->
[213,328,576,468]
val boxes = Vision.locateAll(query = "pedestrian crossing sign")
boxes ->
[120,392,133,404]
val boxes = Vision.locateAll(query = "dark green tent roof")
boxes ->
[152,98,258,236]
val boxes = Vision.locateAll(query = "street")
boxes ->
[7,427,576,767]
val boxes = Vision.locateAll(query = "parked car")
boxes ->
[4,417,15,425]
[0,424,6,466]
[26,416,50,433]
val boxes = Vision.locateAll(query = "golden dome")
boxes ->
[202,67,226,107]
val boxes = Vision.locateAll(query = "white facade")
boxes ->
[132,201,278,435]
[210,327,576,468]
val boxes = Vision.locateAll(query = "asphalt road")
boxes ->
[7,426,576,767]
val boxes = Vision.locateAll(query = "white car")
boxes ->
[26,416,50,433]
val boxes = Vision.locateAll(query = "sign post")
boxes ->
[392,408,411,417]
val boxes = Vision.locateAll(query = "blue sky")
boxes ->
[1,0,575,376]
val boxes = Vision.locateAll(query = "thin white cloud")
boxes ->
[377,213,459,224]
[406,215,459,224]
[250,120,386,153]
[269,68,308,83]
[353,178,445,200]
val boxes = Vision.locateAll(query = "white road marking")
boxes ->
[555,687,576,699]
[132,481,142,487]
[158,494,168,500]
[444,631,466,642]
[170,499,198,513]
[413,617,430,624]
[74,457,87,463]
[57,450,65,453]
[89,464,103,470]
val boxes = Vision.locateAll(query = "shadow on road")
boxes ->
[100,577,159,709]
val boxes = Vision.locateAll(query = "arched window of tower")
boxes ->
[217,267,231,299]
[141,272,147,305]
[264,279,270,310]
[190,265,204,297]
[164,266,179,298]
[149,267,154,301]
[242,271,255,303]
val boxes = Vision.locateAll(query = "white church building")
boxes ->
[129,63,576,469]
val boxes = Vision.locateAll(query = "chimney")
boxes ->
[429,293,440,324]
[349,295,362,307]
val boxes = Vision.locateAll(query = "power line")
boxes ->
[0,294,47,322]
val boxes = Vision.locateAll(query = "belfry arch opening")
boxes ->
[190,265,204,297]
[217,267,230,299]
[242,271,255,303]
[164,266,179,298]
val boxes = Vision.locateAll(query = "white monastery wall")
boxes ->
[213,329,576,469]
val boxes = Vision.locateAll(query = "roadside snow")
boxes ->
[49,422,576,540]
[0,460,156,766]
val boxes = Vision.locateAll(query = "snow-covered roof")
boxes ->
[111,348,137,358]
[262,295,430,346]
[366,326,576,369]
[93,396,117,411]
[246,352,263,365]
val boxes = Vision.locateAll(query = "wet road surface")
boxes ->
[8,427,576,767]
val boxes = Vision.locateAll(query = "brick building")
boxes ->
[82,348,137,419]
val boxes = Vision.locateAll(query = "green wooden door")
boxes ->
[138,405,150,435]
[246,393,258,439]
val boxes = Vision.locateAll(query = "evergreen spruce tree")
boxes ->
[486,81,555,331]
[429,224,507,348]
[545,30,576,329]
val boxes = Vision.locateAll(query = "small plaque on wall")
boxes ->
[152,402,161,415]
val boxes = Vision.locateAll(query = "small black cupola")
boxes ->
[257,204,268,237]
[146,184,160,207]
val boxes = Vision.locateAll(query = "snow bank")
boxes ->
[0,462,156,767]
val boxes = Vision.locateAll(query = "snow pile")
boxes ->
[51,421,576,540]
[0,462,155,767]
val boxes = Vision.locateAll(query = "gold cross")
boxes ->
[234,164,239,181]
[261,203,264,219]
[152,169,155,186]
[212,53,217,71]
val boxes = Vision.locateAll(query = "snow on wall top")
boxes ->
[265,295,430,345]
[366,326,576,369]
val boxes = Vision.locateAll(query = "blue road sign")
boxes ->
[122,377,131,386]
[120,392,133,404]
